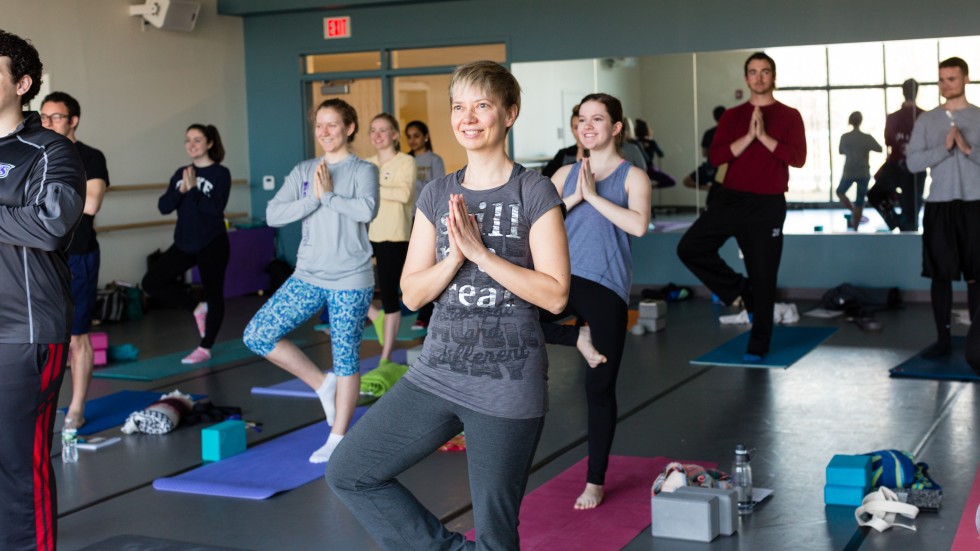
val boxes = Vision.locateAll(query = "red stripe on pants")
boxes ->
[33,343,65,551]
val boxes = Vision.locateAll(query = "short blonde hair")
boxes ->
[449,60,521,118]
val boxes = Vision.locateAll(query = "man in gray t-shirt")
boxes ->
[906,56,980,358]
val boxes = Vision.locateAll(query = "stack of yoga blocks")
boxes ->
[824,454,872,506]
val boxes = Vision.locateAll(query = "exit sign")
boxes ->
[324,16,351,39]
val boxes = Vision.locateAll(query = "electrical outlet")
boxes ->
[262,175,275,190]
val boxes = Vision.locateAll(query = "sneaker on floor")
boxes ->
[719,310,751,325]
[181,346,212,364]
[411,320,427,331]
[193,303,208,338]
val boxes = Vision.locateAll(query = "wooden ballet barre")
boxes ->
[107,179,248,193]
[95,211,249,234]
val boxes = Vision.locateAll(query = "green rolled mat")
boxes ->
[360,360,409,397]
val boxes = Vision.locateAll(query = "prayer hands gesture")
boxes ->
[578,156,598,202]
[946,123,973,155]
[750,106,767,140]
[179,166,196,194]
[314,160,333,200]
[446,194,486,265]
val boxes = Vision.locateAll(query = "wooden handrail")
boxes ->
[95,211,250,234]
[107,179,248,193]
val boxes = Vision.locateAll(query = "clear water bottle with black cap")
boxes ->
[733,443,753,513]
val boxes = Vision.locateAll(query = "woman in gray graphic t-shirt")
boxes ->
[327,60,570,550]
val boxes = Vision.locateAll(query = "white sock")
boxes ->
[309,432,343,463]
[316,372,337,426]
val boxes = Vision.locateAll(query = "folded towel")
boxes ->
[360,360,408,397]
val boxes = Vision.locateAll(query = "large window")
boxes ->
[768,36,980,203]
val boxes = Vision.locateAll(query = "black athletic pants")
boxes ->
[540,276,628,486]
[142,233,229,349]
[0,343,66,551]
[677,188,786,356]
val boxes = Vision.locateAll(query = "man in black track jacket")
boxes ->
[0,29,85,551]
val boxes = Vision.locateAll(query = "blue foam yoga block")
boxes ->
[824,484,868,507]
[202,420,246,462]
[826,454,871,488]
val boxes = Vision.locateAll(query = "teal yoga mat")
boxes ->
[317,313,426,342]
[889,337,980,381]
[93,338,308,381]
[690,326,838,368]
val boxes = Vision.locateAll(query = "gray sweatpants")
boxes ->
[326,379,544,551]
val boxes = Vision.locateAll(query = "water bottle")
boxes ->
[733,443,753,513]
[62,428,78,463]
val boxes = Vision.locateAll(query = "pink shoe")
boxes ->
[181,346,211,364]
[193,303,208,338]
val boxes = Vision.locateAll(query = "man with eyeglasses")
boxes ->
[0,29,84,550]
[40,91,110,432]
[907,57,980,359]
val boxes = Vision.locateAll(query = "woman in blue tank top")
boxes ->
[542,93,651,509]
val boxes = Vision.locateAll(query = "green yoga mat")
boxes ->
[93,338,309,381]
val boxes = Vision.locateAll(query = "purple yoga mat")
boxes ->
[467,456,716,550]
[152,408,366,500]
[250,349,407,398]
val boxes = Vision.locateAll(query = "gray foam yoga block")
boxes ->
[651,491,720,543]
[675,486,739,536]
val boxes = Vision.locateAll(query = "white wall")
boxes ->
[6,0,249,285]
[512,58,645,165]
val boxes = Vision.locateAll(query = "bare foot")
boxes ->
[574,483,604,509]
[576,326,607,368]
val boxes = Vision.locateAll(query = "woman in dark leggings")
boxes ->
[142,124,231,364]
[541,93,651,509]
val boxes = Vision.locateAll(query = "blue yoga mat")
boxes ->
[889,337,980,381]
[61,390,207,436]
[153,410,366,499]
[251,348,408,398]
[93,338,309,381]
[690,326,838,368]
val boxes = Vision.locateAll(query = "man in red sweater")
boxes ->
[678,52,807,361]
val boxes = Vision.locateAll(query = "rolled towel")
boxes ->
[121,390,194,435]
[360,360,409,397]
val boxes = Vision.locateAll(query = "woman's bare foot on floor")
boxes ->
[577,326,607,368]
[574,483,605,509]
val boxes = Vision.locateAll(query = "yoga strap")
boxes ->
[855,487,919,532]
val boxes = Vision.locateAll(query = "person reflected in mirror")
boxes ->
[540,93,651,510]
[683,105,726,208]
[542,103,584,177]
[886,78,927,231]
[633,118,665,170]
[677,52,807,362]
[836,111,882,231]
[907,57,980,358]
[142,124,231,365]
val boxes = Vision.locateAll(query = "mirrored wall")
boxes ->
[512,35,980,234]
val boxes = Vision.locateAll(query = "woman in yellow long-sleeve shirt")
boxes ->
[366,113,416,364]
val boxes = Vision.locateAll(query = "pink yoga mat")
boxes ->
[467,455,715,550]
[951,461,980,550]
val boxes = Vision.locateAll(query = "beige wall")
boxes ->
[5,0,249,285]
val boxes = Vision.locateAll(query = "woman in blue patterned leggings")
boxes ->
[243,98,379,463]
